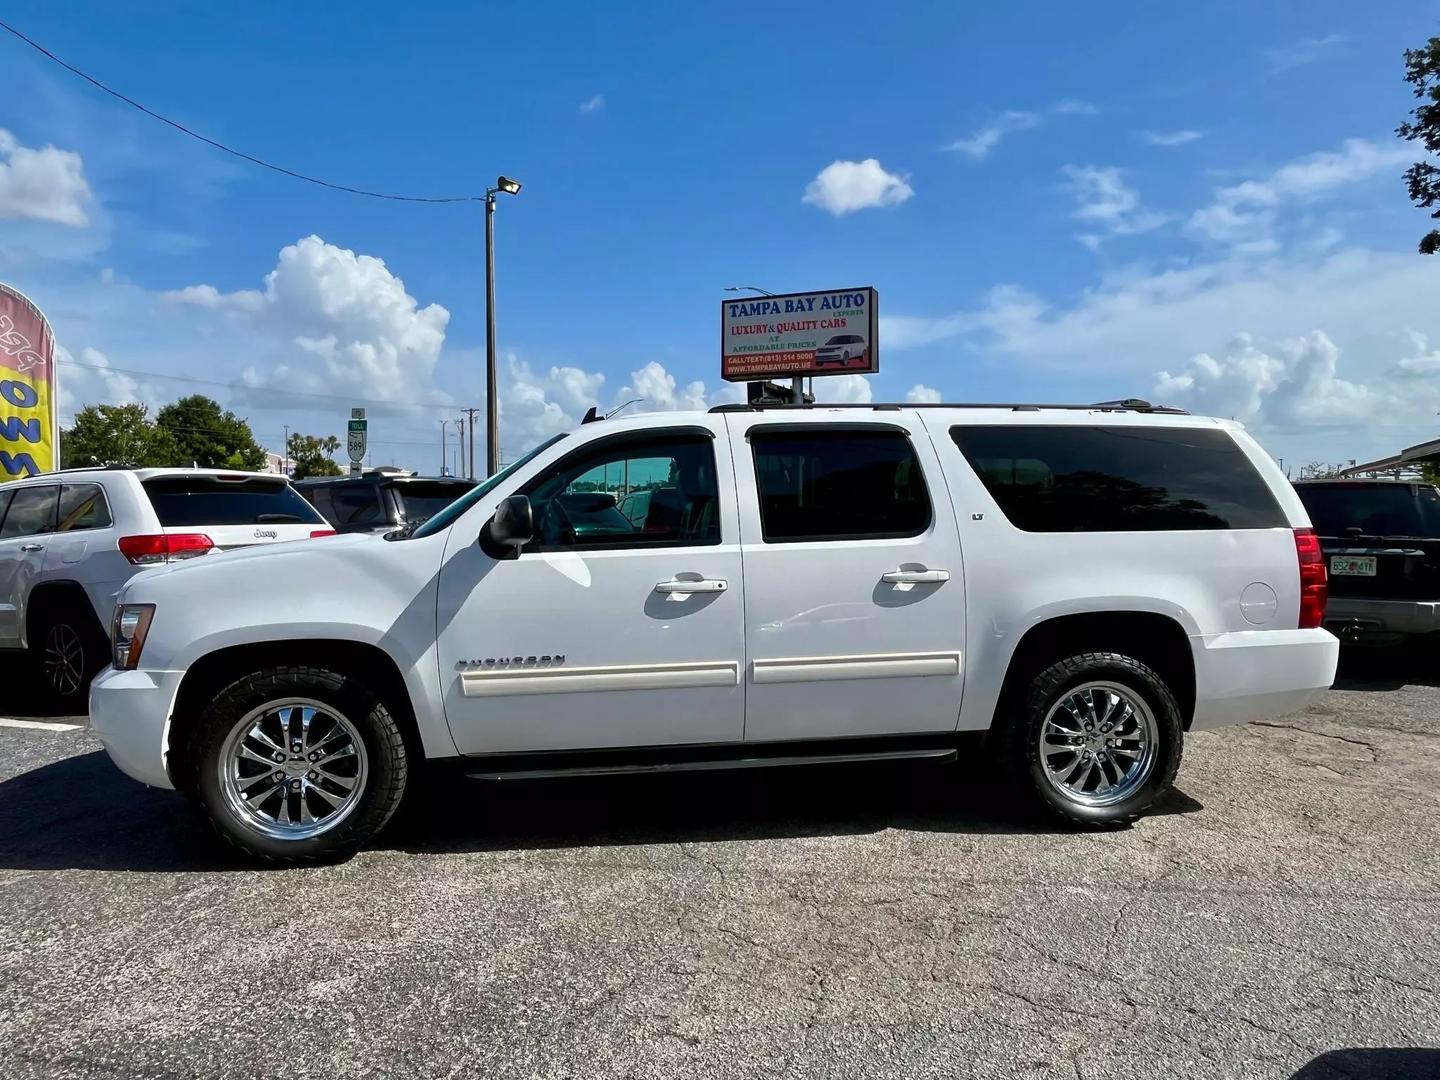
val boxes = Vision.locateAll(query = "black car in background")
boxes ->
[295,468,477,535]
[1293,478,1440,647]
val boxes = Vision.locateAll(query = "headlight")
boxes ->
[111,604,155,670]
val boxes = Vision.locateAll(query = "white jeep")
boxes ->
[89,401,1339,861]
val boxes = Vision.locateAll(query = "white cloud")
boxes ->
[1138,129,1204,147]
[1264,34,1344,73]
[1188,138,1410,249]
[943,110,1041,159]
[1396,332,1440,378]
[579,94,606,114]
[1062,165,1170,247]
[802,159,913,215]
[906,384,942,404]
[1053,99,1100,116]
[56,345,166,418]
[0,129,92,227]
[167,235,451,412]
[813,374,872,404]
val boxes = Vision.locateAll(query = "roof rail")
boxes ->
[43,464,138,473]
[708,399,1189,415]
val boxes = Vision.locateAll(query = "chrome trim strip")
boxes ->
[460,660,740,698]
[465,746,957,780]
[752,651,961,685]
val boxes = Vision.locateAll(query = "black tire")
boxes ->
[997,651,1183,828]
[190,665,409,864]
[29,599,107,711]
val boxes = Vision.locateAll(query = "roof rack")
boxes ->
[709,398,1188,415]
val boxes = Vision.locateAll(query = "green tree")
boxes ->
[60,404,180,468]
[287,432,343,479]
[155,395,266,470]
[1399,35,1440,254]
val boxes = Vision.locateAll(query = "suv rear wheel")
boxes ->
[999,652,1183,827]
[190,666,408,863]
[30,599,107,711]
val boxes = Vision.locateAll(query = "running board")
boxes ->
[460,737,958,781]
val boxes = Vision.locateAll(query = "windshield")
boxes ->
[408,433,568,539]
[395,480,477,524]
[1296,482,1440,538]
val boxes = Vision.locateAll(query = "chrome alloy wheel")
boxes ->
[1038,681,1158,808]
[218,699,369,841]
[44,623,85,697]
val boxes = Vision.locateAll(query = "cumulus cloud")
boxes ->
[579,94,606,114]
[167,235,451,412]
[906,384,942,404]
[0,129,92,227]
[1138,129,1204,147]
[1062,165,1170,248]
[813,374,873,404]
[56,345,167,417]
[1188,138,1410,250]
[803,159,913,215]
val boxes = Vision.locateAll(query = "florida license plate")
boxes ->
[1330,555,1377,576]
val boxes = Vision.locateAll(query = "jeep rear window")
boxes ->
[1295,483,1440,539]
[950,425,1286,532]
[141,477,325,527]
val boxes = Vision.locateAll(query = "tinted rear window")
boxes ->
[394,481,475,523]
[950,425,1286,532]
[142,477,325,527]
[1295,483,1440,538]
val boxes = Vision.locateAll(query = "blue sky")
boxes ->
[1,1,1438,473]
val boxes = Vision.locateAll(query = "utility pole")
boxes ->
[282,425,289,476]
[440,419,448,476]
[463,407,480,480]
[455,415,466,480]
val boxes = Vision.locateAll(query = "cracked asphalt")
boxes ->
[1,655,1438,1080]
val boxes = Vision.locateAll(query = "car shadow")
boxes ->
[0,749,1204,872]
[1333,648,1440,692]
[1288,1048,1440,1079]
[0,653,80,718]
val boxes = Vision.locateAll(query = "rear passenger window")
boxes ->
[751,428,931,542]
[141,477,324,526]
[58,484,112,532]
[950,425,1286,532]
[0,485,58,538]
[328,485,386,526]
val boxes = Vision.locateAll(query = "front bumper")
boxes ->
[88,666,185,789]
[1189,628,1339,731]
[1323,597,1440,643]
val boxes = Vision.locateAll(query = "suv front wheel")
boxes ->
[1000,651,1183,827]
[190,666,409,863]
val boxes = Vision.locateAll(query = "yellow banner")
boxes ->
[0,284,58,480]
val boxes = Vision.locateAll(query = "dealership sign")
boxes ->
[721,287,878,382]
[0,283,58,480]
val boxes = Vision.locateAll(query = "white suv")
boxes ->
[89,402,1339,861]
[0,468,332,707]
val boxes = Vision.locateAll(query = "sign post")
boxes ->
[347,407,367,477]
[0,283,59,479]
[721,287,878,383]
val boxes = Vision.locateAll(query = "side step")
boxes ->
[461,735,959,781]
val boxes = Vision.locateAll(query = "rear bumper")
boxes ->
[88,666,184,789]
[1324,597,1440,642]
[1189,628,1338,731]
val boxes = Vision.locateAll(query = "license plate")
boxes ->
[1330,555,1377,577]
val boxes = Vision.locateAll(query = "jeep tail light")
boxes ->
[310,529,337,538]
[1294,528,1328,629]
[118,533,215,565]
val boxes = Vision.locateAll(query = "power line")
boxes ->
[0,18,479,204]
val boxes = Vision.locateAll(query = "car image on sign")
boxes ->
[814,334,869,368]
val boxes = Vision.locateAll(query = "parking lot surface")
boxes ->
[1,658,1438,1080]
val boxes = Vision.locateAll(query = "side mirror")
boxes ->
[479,495,534,559]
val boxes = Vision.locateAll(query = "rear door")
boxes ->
[1294,482,1440,601]
[0,484,56,645]
[728,415,967,743]
[140,474,328,550]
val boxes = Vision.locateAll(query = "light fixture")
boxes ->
[495,176,522,195]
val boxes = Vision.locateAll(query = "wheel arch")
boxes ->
[25,579,106,645]
[167,639,428,794]
[996,610,1196,729]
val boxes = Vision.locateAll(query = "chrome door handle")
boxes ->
[881,569,950,585]
[655,578,728,594]
[19,543,42,553]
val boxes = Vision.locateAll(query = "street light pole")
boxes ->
[484,175,522,477]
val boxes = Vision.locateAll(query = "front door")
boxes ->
[436,420,745,755]
[727,415,967,743]
[0,484,57,646]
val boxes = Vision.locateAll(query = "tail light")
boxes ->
[118,533,215,565]
[310,529,337,538]
[1294,528,1328,629]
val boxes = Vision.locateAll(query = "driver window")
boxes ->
[518,433,721,551]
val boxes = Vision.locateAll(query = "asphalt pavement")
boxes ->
[1,654,1437,1080]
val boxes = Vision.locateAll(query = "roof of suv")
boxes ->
[1293,478,1434,486]
[14,466,289,483]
